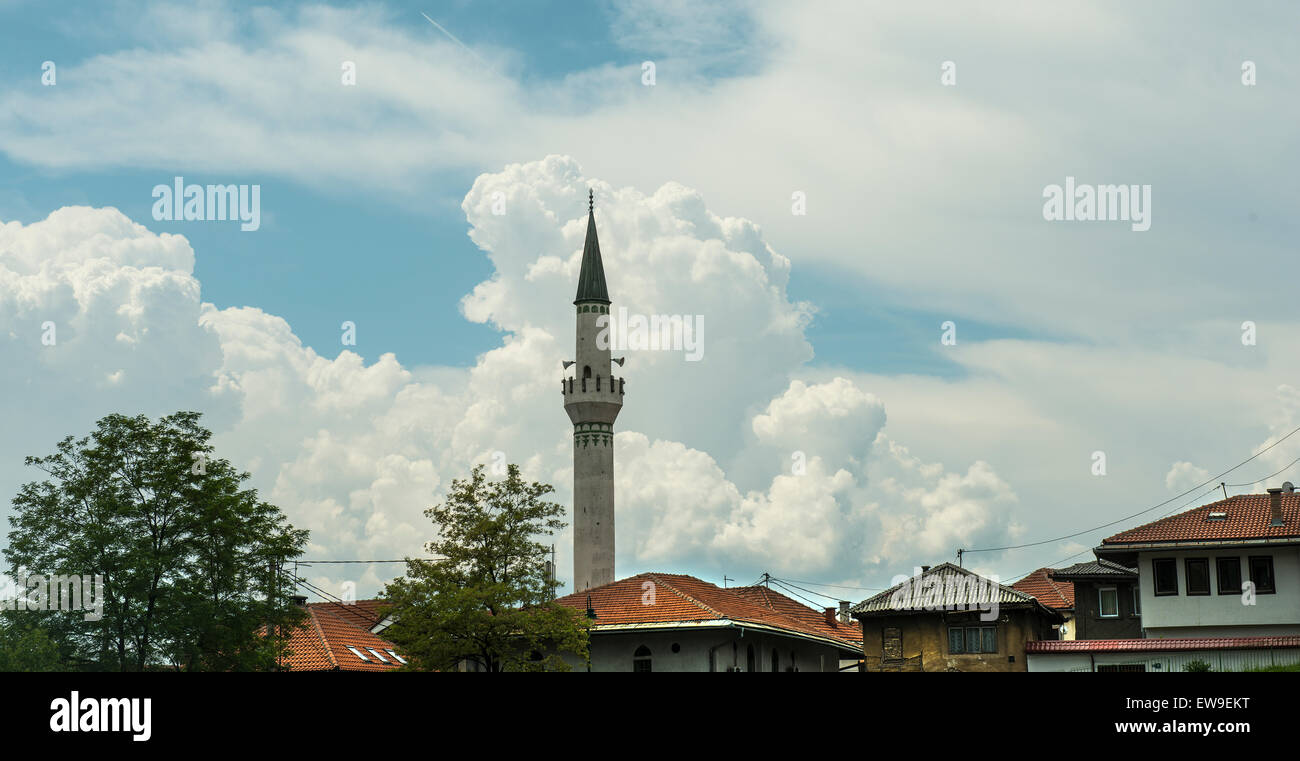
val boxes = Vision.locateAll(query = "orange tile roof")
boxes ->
[1027,636,1300,654]
[271,601,405,672]
[554,573,861,650]
[1011,567,1075,611]
[1103,493,1300,545]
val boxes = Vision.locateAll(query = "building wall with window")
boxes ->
[1138,546,1300,636]
[856,607,1054,672]
[1069,579,1142,639]
[557,629,853,672]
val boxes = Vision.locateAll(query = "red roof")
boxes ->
[1027,636,1300,654]
[272,601,405,672]
[554,573,861,649]
[1104,493,1300,545]
[1011,568,1075,611]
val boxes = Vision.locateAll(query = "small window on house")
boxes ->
[1249,556,1276,594]
[790,651,797,673]
[1099,587,1119,617]
[1185,558,1210,595]
[770,649,779,673]
[1153,558,1178,596]
[1217,557,1241,595]
[746,644,755,672]
[883,627,902,661]
[1206,511,1227,521]
[633,645,652,672]
[1131,585,1140,615]
[367,648,390,663]
[386,649,408,664]
[345,646,369,661]
[949,625,996,654]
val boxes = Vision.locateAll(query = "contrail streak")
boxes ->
[420,12,491,69]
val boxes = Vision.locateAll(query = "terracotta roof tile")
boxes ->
[271,601,405,672]
[1103,494,1300,545]
[554,573,861,650]
[1011,568,1075,610]
[1027,636,1300,654]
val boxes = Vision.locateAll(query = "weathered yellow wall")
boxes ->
[859,610,1045,672]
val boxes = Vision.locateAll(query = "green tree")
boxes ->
[5,411,308,671]
[0,617,66,671]
[381,464,590,672]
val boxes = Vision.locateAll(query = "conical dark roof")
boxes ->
[574,191,610,304]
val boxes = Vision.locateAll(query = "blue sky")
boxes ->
[2,0,1299,599]
[0,0,1020,377]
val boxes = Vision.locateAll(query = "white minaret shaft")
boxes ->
[563,190,623,593]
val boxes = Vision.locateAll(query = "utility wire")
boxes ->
[767,578,830,610]
[964,421,1300,554]
[1226,455,1300,488]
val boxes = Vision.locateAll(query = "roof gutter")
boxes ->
[587,619,860,653]
[1100,536,1300,552]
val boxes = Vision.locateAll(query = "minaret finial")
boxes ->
[588,188,594,213]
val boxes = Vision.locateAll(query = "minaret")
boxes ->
[563,190,624,593]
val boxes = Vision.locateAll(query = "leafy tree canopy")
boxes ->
[382,464,589,672]
[5,411,308,671]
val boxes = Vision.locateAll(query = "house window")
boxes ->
[948,625,996,654]
[1249,556,1276,594]
[1099,587,1119,617]
[1131,585,1140,615]
[746,644,755,672]
[770,649,779,673]
[633,645,652,672]
[1185,558,1210,596]
[883,627,902,661]
[345,646,369,662]
[1153,558,1178,596]
[1216,557,1241,595]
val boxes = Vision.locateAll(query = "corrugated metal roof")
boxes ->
[1050,558,1136,579]
[1027,636,1300,654]
[851,562,1039,615]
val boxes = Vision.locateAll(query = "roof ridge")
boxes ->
[306,607,340,670]
[644,573,726,619]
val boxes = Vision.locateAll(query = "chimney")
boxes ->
[290,594,308,607]
[1268,487,1285,527]
[585,594,597,619]
[824,607,837,627]
[838,600,852,623]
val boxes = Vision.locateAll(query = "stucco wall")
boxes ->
[558,628,850,672]
[1138,546,1300,635]
[857,608,1050,672]
[1071,579,1142,639]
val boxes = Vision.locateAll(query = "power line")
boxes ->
[1226,455,1300,488]
[767,578,829,610]
[296,558,443,564]
[964,421,1300,554]
[769,577,840,602]
[770,576,888,593]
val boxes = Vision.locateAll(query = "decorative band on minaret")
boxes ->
[562,189,623,593]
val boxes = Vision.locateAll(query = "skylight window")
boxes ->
[386,650,408,664]
[345,646,369,661]
[1207,511,1227,521]
[367,648,390,663]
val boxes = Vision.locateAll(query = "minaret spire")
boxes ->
[575,189,610,305]
[563,189,623,593]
